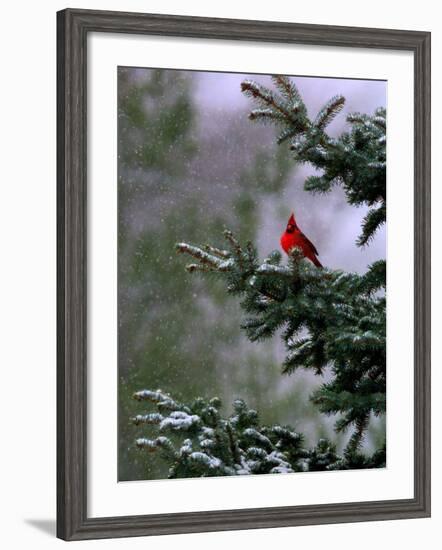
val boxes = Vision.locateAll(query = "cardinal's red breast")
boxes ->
[280,231,295,254]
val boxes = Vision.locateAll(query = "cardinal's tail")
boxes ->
[312,256,323,268]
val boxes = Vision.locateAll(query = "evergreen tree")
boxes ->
[119,69,298,480]
[132,75,386,476]
[131,390,385,477]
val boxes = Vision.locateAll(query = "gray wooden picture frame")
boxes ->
[57,8,431,541]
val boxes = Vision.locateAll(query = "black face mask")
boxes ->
[286,224,295,234]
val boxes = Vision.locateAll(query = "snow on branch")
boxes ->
[132,391,385,477]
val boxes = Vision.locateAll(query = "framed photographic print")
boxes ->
[57,8,431,541]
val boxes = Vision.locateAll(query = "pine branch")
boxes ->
[176,230,386,442]
[271,75,304,104]
[345,414,370,455]
[131,391,385,477]
[241,78,310,147]
[314,95,345,130]
[357,203,386,247]
[241,80,293,122]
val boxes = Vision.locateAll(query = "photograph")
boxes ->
[118,67,387,482]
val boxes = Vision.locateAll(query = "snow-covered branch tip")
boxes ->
[176,242,235,272]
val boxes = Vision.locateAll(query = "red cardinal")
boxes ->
[280,212,323,268]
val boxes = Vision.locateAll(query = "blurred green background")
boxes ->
[118,67,386,481]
